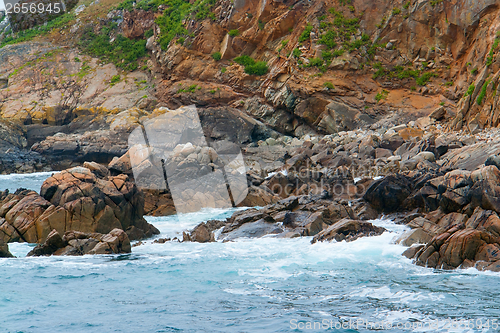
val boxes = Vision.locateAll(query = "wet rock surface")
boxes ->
[27,228,132,256]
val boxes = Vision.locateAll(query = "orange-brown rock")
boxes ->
[0,166,159,244]
[27,228,132,256]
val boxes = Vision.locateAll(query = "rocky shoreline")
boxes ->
[3,109,500,275]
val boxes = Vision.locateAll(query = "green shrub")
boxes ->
[145,29,154,39]
[372,62,387,79]
[245,61,269,75]
[292,48,302,58]
[486,33,500,67]
[234,55,268,75]
[375,90,389,102]
[228,29,240,37]
[416,72,437,86]
[392,8,401,15]
[403,1,411,9]
[477,80,490,105]
[234,55,255,67]
[178,84,198,93]
[110,75,121,86]
[308,57,324,67]
[319,30,338,48]
[212,52,222,61]
[299,23,313,42]
[1,13,75,48]
[464,84,475,98]
[471,68,478,75]
[323,82,335,89]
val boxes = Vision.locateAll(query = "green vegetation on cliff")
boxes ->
[234,55,269,76]
[118,0,216,50]
[78,23,147,71]
[0,13,74,48]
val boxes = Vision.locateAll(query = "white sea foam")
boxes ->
[0,171,55,193]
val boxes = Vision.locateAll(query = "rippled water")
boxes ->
[1,174,499,332]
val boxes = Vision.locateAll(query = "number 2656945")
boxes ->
[6,2,63,14]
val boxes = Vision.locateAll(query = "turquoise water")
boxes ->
[1,173,499,332]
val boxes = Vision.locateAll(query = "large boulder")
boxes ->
[363,174,412,212]
[40,166,159,240]
[0,166,159,244]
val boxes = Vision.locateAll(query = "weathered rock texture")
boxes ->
[182,192,381,242]
[0,165,158,244]
[28,228,132,256]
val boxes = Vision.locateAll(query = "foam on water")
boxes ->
[0,171,55,193]
[1,173,500,332]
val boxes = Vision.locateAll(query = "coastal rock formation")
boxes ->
[27,228,131,256]
[182,193,372,242]
[0,165,159,244]
[311,219,386,244]
[406,208,500,271]
[364,154,500,271]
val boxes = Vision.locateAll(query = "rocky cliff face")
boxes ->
[0,0,499,175]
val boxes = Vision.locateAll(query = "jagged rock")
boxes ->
[311,219,386,243]
[429,106,447,121]
[0,166,158,244]
[221,219,284,241]
[402,244,425,259]
[412,208,500,270]
[27,228,131,256]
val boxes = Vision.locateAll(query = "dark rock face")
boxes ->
[0,239,13,258]
[31,129,129,170]
[198,107,277,145]
[27,229,132,256]
[363,174,412,212]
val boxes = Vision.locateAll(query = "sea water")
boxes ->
[0,173,499,332]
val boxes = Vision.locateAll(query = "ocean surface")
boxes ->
[1,172,499,332]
